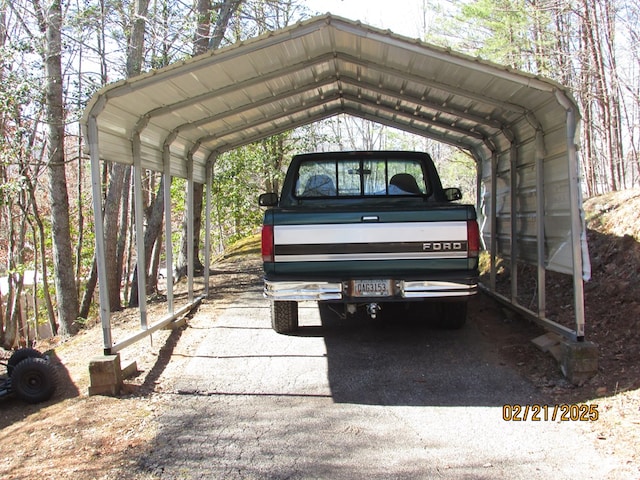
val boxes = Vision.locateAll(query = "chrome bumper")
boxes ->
[264,280,343,301]
[401,280,477,298]
[264,279,476,301]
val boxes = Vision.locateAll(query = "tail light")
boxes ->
[467,220,480,257]
[261,224,274,262]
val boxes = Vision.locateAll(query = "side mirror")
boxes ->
[443,187,462,202]
[259,192,278,207]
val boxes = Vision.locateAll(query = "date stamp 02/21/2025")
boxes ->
[502,404,600,422]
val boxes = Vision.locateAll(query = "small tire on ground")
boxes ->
[7,348,46,376]
[271,301,299,334]
[437,301,468,329]
[11,357,57,404]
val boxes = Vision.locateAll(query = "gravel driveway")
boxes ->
[136,282,632,479]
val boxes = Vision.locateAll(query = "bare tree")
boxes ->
[426,0,637,195]
[35,0,80,335]
[99,0,150,309]
[175,0,244,279]
[128,175,165,306]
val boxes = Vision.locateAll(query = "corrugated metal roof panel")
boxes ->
[82,13,588,281]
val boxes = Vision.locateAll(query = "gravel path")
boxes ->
[132,284,633,479]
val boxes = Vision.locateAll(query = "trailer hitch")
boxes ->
[366,303,382,319]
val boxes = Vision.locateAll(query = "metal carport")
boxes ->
[82,14,591,356]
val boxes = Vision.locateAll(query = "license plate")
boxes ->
[351,279,393,297]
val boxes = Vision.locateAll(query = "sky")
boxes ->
[303,0,428,39]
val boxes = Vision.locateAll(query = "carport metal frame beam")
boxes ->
[87,114,207,356]
[84,14,589,357]
[481,97,585,341]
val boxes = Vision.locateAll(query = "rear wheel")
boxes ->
[11,357,57,403]
[271,301,299,334]
[7,348,45,376]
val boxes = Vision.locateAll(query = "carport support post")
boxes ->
[541,93,596,383]
[133,132,148,329]
[509,140,518,303]
[187,153,194,302]
[163,142,174,313]
[490,152,498,291]
[87,113,113,353]
[204,156,215,295]
[565,108,586,340]
[535,130,546,318]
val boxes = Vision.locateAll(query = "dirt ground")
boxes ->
[1,191,640,479]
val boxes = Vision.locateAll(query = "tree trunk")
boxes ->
[25,176,58,334]
[115,165,132,303]
[104,163,127,310]
[176,182,205,279]
[129,177,165,306]
[602,1,624,189]
[126,0,150,76]
[124,0,165,308]
[6,277,22,349]
[95,0,150,312]
[3,216,18,348]
[581,0,618,192]
[42,0,79,335]
[209,0,243,50]
[177,0,243,278]
[79,257,97,321]
[149,230,163,294]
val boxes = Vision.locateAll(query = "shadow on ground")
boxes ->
[301,296,552,406]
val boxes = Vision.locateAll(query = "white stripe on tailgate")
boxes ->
[274,222,466,245]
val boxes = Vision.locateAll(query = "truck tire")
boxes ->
[439,302,467,329]
[271,301,299,334]
[11,357,57,404]
[7,348,46,376]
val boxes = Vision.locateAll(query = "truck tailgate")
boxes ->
[263,206,478,278]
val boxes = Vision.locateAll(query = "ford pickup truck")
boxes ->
[258,151,480,333]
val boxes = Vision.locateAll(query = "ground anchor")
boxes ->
[533,332,598,385]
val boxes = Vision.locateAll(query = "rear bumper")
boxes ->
[264,278,477,301]
[264,280,343,301]
[401,280,477,298]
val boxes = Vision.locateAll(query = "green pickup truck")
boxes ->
[259,151,480,333]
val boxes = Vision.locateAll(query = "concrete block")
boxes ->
[163,316,187,330]
[532,332,564,362]
[560,340,598,385]
[532,332,562,352]
[88,354,123,396]
[547,344,563,363]
[121,360,138,379]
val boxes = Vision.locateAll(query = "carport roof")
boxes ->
[82,14,579,184]
[83,14,591,350]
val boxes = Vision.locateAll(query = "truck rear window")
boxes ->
[295,157,430,198]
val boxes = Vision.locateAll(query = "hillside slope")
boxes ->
[582,189,640,394]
